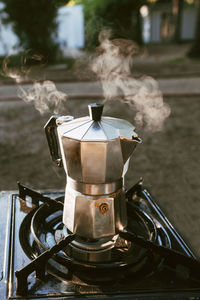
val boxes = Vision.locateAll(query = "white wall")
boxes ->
[0,3,19,56]
[150,11,161,42]
[0,22,19,56]
[181,8,197,40]
[142,16,151,43]
[57,5,84,51]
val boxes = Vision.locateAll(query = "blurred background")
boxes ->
[0,0,200,257]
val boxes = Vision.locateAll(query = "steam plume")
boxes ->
[2,55,26,83]
[17,80,67,115]
[2,51,68,114]
[2,50,46,83]
[91,31,171,131]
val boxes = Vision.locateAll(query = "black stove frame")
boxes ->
[1,180,200,300]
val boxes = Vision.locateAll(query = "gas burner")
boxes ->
[3,181,197,298]
[19,191,170,285]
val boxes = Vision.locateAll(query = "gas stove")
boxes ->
[1,180,200,300]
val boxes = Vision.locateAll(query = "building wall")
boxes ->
[0,21,19,56]
[56,5,84,51]
[181,7,197,40]
[142,3,197,43]
[0,2,19,56]
[150,11,162,42]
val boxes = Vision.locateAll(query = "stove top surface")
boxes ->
[1,182,200,300]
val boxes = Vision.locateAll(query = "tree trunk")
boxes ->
[131,5,143,45]
[173,0,184,43]
[136,7,143,45]
[188,0,200,57]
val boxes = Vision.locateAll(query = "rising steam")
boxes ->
[91,31,171,131]
[17,81,67,115]
[2,50,46,83]
[2,40,171,125]
[2,51,67,114]
[2,55,27,83]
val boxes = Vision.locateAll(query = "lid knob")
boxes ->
[88,103,104,121]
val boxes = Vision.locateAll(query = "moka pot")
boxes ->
[44,104,141,240]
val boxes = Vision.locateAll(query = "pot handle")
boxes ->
[44,116,62,167]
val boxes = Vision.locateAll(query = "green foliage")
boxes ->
[75,0,145,49]
[0,0,69,63]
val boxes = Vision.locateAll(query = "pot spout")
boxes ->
[132,135,142,143]
[120,135,142,164]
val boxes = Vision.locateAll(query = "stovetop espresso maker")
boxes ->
[45,103,141,262]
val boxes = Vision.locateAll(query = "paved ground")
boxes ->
[1,77,200,102]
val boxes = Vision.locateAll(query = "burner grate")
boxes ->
[18,194,168,285]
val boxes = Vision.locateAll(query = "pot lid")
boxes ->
[60,103,138,141]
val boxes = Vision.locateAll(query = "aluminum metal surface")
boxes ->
[67,177,123,195]
[63,231,118,262]
[43,104,142,244]
[63,186,127,238]
[58,116,139,141]
[57,118,141,182]
[53,104,142,184]
[61,137,136,183]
